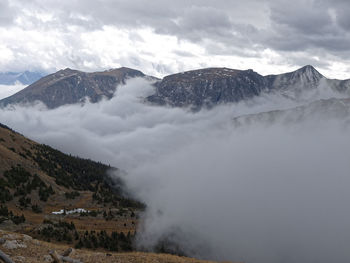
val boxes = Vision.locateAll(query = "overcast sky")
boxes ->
[1,0,350,78]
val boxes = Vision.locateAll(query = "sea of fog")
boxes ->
[1,78,350,263]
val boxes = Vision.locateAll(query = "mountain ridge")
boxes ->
[1,65,349,109]
[0,71,45,85]
[148,65,350,109]
[0,67,153,109]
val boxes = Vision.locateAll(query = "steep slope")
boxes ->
[148,65,350,109]
[0,122,143,251]
[266,65,325,99]
[0,71,44,85]
[147,67,268,110]
[0,67,150,109]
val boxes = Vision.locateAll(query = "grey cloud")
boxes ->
[265,0,350,57]
[2,0,350,76]
[270,0,333,35]
[64,0,350,59]
[170,6,233,42]
[330,0,350,31]
[172,50,195,57]
[0,0,16,25]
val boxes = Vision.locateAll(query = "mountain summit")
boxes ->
[266,65,324,91]
[0,67,149,108]
[147,67,268,109]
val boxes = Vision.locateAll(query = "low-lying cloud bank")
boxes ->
[1,78,350,262]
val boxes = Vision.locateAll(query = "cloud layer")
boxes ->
[1,78,350,262]
[1,0,350,78]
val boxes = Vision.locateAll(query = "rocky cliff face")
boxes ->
[147,65,350,109]
[147,67,269,110]
[0,67,147,108]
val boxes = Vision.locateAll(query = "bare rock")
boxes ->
[32,239,40,246]
[21,235,32,242]
[43,255,52,262]
[2,234,21,240]
[2,240,27,250]
[13,256,26,262]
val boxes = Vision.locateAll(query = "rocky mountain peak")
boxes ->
[293,65,323,79]
[265,65,325,93]
[162,68,242,83]
[97,67,145,79]
[0,67,151,108]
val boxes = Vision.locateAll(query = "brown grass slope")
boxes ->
[0,123,141,248]
[0,230,226,263]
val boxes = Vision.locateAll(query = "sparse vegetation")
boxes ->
[33,144,143,209]
[2,166,55,202]
[37,220,133,251]
[0,205,26,225]
[32,204,43,213]
[0,124,144,254]
[65,191,80,199]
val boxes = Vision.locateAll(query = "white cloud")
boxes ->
[1,0,350,79]
[0,78,350,262]
[0,84,26,100]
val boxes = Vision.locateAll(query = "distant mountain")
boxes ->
[1,65,349,110]
[0,67,154,109]
[232,97,350,127]
[0,71,44,85]
[148,65,350,109]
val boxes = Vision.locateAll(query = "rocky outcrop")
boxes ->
[147,67,269,110]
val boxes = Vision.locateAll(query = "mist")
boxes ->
[0,83,26,99]
[1,78,350,262]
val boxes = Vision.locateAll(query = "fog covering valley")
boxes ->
[1,78,350,262]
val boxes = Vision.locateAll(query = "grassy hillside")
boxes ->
[0,122,143,252]
[0,230,226,263]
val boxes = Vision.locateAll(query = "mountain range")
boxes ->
[0,64,350,262]
[1,65,349,110]
[0,71,44,85]
[148,65,350,109]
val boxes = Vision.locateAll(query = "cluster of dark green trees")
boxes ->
[34,144,144,209]
[38,220,133,252]
[75,230,133,252]
[65,191,80,199]
[34,144,113,191]
[39,220,76,243]
[0,205,25,225]
[0,166,54,207]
